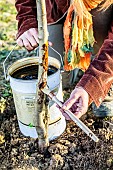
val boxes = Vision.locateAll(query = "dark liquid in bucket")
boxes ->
[12,65,58,80]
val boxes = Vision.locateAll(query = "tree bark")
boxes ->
[34,0,49,152]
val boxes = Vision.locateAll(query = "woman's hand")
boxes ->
[17,28,39,51]
[62,87,89,120]
[17,28,52,51]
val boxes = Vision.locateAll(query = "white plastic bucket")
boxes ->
[8,56,66,140]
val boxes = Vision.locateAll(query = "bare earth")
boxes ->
[0,57,113,170]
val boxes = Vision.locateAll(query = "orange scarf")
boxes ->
[63,0,112,71]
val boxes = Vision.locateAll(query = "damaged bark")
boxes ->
[34,0,49,152]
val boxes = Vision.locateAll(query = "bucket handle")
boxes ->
[3,44,18,80]
[37,45,64,69]
[3,44,64,80]
[48,46,63,69]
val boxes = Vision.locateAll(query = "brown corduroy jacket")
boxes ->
[15,0,113,107]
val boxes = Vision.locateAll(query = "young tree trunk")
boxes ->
[34,0,49,152]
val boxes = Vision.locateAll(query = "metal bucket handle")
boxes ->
[3,44,17,80]
[49,46,63,68]
[3,44,64,81]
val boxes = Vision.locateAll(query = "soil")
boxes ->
[0,53,113,170]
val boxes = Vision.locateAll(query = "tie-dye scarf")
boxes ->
[63,0,113,71]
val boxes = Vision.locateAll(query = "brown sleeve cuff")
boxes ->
[76,74,106,107]
[16,18,38,39]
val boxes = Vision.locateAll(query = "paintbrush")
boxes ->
[42,86,99,143]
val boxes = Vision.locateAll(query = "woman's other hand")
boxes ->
[62,87,89,120]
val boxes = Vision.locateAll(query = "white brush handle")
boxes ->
[49,93,99,142]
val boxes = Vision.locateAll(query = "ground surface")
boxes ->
[0,1,113,170]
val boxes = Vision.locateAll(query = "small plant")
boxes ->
[2,82,12,97]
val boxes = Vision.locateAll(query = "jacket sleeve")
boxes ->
[77,19,113,107]
[15,0,38,39]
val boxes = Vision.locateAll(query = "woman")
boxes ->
[15,0,113,119]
